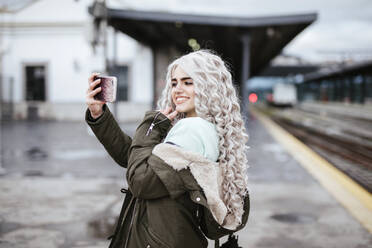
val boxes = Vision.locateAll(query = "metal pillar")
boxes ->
[100,0,108,74]
[349,76,354,103]
[361,75,366,104]
[241,33,251,119]
[112,29,118,117]
[340,79,345,101]
[151,47,157,109]
[336,79,342,102]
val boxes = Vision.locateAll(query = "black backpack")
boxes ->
[198,193,250,248]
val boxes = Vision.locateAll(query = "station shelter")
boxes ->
[298,61,372,104]
[89,1,317,112]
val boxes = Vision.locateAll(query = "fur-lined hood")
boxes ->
[153,143,241,230]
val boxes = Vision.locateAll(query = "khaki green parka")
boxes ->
[85,104,249,248]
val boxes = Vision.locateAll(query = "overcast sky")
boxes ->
[112,0,372,63]
[2,0,371,63]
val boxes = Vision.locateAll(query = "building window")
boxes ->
[109,65,129,101]
[25,65,46,101]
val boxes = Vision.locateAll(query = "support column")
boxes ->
[151,46,180,109]
[361,75,366,104]
[112,29,118,117]
[241,33,251,119]
[349,76,354,103]
[151,46,157,109]
[151,46,171,109]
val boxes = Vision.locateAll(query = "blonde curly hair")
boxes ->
[157,49,249,226]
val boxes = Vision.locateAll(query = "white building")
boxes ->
[0,0,153,121]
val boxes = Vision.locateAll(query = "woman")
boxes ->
[85,50,249,248]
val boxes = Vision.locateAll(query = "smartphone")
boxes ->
[93,75,117,102]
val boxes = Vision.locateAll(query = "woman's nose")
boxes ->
[175,82,184,91]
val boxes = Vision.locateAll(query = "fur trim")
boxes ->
[152,143,240,229]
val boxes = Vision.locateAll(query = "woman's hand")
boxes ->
[160,107,178,121]
[86,73,106,119]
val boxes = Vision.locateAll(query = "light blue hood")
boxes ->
[163,117,219,162]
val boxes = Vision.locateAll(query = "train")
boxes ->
[267,83,297,107]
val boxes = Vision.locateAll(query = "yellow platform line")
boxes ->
[251,107,372,233]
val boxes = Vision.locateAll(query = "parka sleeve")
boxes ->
[126,111,186,199]
[85,104,132,168]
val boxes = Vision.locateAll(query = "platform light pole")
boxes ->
[92,0,118,117]
[112,29,118,117]
[241,33,251,121]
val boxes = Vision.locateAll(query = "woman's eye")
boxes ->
[171,82,177,87]
[185,81,193,85]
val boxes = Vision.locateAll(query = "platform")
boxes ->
[0,111,371,247]
[236,108,372,247]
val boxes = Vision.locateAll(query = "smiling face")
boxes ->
[171,66,197,117]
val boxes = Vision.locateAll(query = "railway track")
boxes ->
[262,105,372,193]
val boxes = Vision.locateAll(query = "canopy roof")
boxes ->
[90,4,317,78]
[302,60,372,83]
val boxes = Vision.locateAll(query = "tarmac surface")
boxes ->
[0,111,371,248]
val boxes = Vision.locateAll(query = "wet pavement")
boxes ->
[1,120,138,178]
[0,118,138,248]
[0,112,371,247]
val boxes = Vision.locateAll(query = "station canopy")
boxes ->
[90,2,317,78]
[302,60,372,83]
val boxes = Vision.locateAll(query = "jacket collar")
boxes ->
[152,143,240,229]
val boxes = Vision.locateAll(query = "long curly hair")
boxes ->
[157,49,249,226]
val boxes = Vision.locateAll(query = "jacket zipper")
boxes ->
[123,198,138,248]
[146,112,168,136]
[123,112,167,247]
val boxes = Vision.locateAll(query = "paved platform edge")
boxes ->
[250,107,372,234]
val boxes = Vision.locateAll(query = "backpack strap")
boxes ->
[218,234,242,248]
[214,239,220,248]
